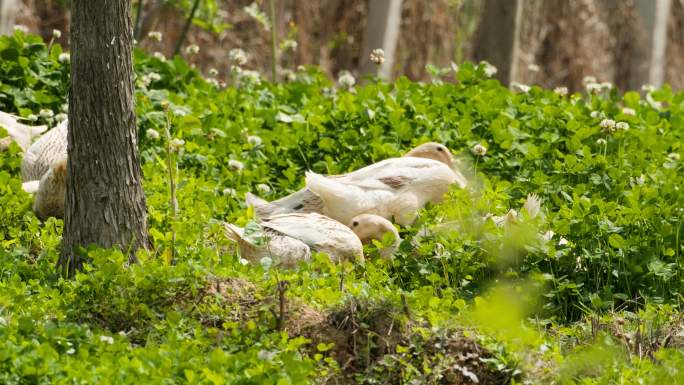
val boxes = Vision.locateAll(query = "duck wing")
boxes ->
[246,188,324,218]
[336,157,459,191]
[262,213,363,262]
[224,222,311,267]
[305,171,386,223]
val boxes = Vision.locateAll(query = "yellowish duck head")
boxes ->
[404,142,453,167]
[349,214,400,259]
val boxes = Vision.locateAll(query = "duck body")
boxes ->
[32,158,67,221]
[305,156,462,226]
[247,142,467,225]
[21,119,68,182]
[224,212,364,268]
[16,120,68,220]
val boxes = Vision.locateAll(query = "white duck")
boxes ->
[0,111,48,152]
[224,212,364,267]
[247,142,468,225]
[15,119,68,220]
[224,212,395,268]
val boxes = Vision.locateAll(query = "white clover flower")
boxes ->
[147,72,161,82]
[481,61,497,77]
[668,153,680,161]
[52,29,61,39]
[590,110,602,119]
[471,144,487,156]
[207,78,220,88]
[66,348,75,355]
[169,138,185,152]
[622,107,636,116]
[146,128,160,140]
[260,256,273,269]
[229,48,248,66]
[39,109,54,119]
[13,25,28,33]
[147,31,162,42]
[322,87,337,99]
[99,335,114,344]
[223,188,237,196]
[370,48,385,65]
[256,183,271,194]
[228,159,244,171]
[600,82,613,91]
[239,258,249,265]
[616,122,629,131]
[247,135,262,146]
[208,68,219,77]
[237,70,261,85]
[641,84,655,93]
[511,82,531,93]
[635,174,645,186]
[585,82,602,94]
[55,113,67,123]
[554,86,568,96]
[558,237,569,246]
[185,44,200,55]
[153,51,166,61]
[172,108,188,117]
[282,69,296,82]
[596,138,607,146]
[337,71,356,89]
[296,65,306,72]
[599,119,616,132]
[582,76,597,86]
[281,39,298,51]
[528,63,540,73]
[27,114,38,122]
[231,65,243,76]
[58,53,70,63]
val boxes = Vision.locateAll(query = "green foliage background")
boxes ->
[0,30,682,384]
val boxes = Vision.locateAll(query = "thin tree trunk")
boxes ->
[473,0,524,85]
[59,0,150,276]
[360,0,403,80]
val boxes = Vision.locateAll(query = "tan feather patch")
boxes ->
[378,175,412,189]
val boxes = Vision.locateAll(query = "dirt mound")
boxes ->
[199,278,511,384]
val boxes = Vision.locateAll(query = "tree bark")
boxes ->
[473,0,523,85]
[59,0,150,276]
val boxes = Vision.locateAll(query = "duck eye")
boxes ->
[437,146,444,152]
[352,221,359,227]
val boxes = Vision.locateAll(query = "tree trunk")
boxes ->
[473,0,523,85]
[59,0,150,276]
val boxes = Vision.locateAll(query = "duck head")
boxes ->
[349,214,400,259]
[404,142,454,167]
[405,142,468,188]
